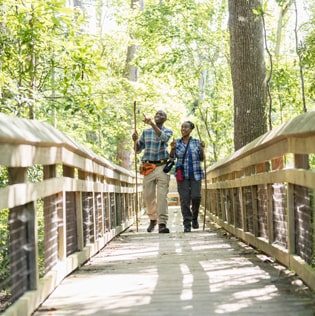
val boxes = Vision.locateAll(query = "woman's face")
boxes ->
[181,122,192,137]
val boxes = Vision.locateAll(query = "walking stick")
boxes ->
[133,101,139,232]
[196,125,208,231]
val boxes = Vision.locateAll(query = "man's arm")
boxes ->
[142,115,162,137]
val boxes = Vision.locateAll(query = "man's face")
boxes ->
[154,110,167,124]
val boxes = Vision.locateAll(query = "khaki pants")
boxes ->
[142,164,170,225]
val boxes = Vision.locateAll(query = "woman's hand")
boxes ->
[200,141,205,160]
[170,138,176,149]
[169,138,176,158]
[132,131,138,142]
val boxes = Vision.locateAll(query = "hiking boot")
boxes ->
[184,225,191,233]
[159,223,170,233]
[192,219,199,229]
[147,220,157,232]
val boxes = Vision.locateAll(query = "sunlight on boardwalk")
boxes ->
[33,207,315,316]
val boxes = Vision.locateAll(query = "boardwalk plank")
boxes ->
[33,207,315,316]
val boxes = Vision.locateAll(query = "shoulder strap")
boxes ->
[181,137,191,165]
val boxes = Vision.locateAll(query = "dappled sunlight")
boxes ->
[33,208,315,316]
[189,241,232,251]
[201,259,271,292]
[98,245,160,262]
[41,268,160,315]
[214,285,279,314]
[200,257,255,273]
[233,286,278,301]
[180,264,193,301]
[175,242,183,254]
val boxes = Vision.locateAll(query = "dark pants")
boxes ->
[177,178,201,227]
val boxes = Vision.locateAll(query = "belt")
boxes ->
[143,159,168,166]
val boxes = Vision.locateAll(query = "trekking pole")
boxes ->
[196,125,208,231]
[133,100,139,232]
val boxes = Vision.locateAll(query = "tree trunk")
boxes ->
[123,0,144,81]
[275,1,293,57]
[228,0,267,151]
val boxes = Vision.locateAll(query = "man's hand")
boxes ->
[142,113,153,126]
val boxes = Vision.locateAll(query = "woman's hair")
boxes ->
[184,121,195,129]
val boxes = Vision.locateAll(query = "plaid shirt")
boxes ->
[137,126,173,161]
[175,137,205,181]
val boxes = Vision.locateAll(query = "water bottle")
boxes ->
[163,158,175,173]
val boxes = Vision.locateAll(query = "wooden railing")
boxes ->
[0,114,142,315]
[203,111,315,291]
[3,111,315,314]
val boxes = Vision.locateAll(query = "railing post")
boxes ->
[232,188,237,226]
[98,175,106,237]
[240,187,247,232]
[92,191,97,242]
[225,188,232,224]
[64,165,79,255]
[291,154,309,258]
[287,183,296,254]
[251,185,258,236]
[267,183,274,244]
[221,188,226,222]
[76,191,84,251]
[105,191,110,231]
[100,189,105,236]
[92,173,97,242]
[58,190,66,261]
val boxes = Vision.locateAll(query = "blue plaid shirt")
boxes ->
[137,126,173,161]
[175,137,205,181]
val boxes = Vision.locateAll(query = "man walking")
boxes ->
[132,110,173,233]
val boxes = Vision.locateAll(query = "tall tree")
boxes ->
[275,0,294,57]
[228,0,267,150]
[116,0,144,169]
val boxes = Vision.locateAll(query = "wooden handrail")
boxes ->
[0,113,143,315]
[203,111,315,291]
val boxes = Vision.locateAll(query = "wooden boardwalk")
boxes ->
[33,206,315,316]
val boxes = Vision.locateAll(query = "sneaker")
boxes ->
[159,224,170,233]
[184,225,191,232]
[147,220,157,232]
[192,219,199,229]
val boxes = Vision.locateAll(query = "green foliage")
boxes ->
[0,209,9,291]
[299,7,315,104]
[132,0,232,163]
[0,167,8,188]
[36,200,45,278]
[0,0,313,288]
[0,0,313,164]
[28,165,43,183]
[262,1,315,126]
[270,65,303,123]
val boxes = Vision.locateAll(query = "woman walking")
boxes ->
[169,121,205,232]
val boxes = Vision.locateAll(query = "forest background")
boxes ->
[1,0,315,300]
[0,0,314,172]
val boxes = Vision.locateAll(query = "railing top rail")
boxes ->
[0,113,133,177]
[207,111,315,173]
